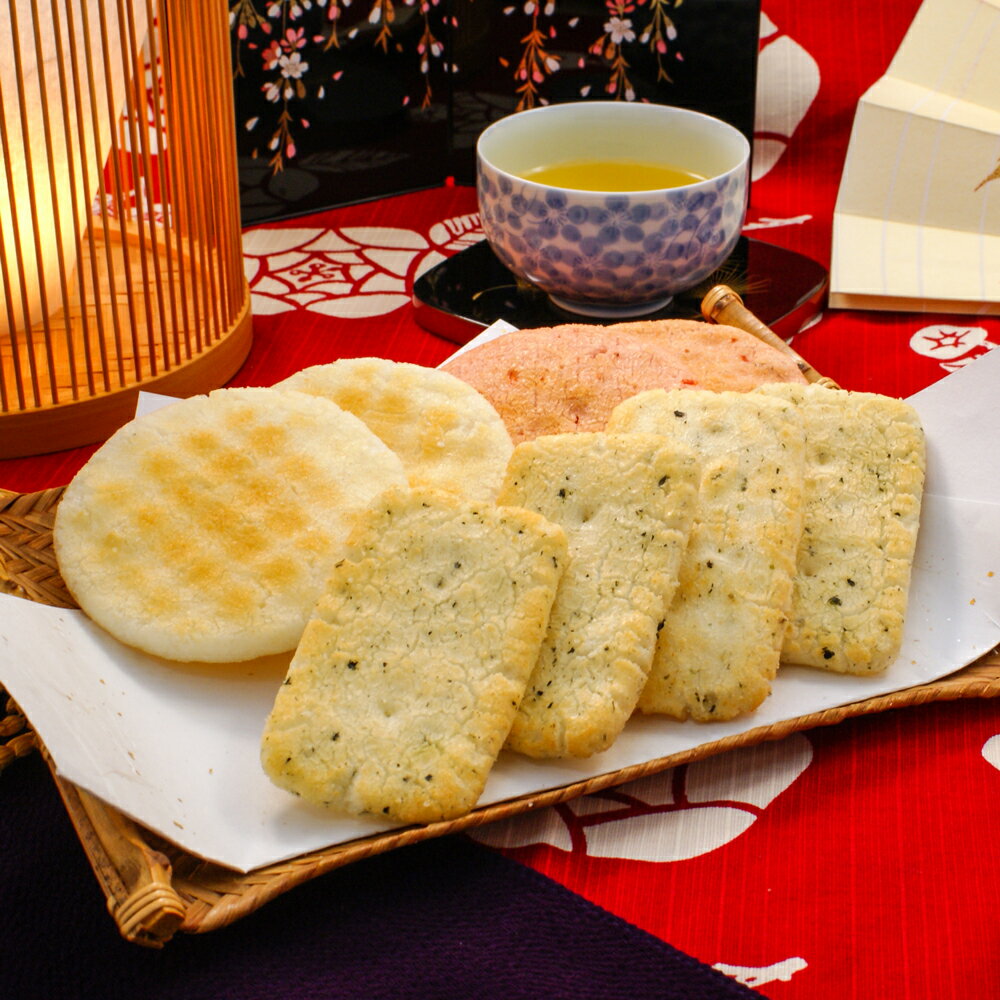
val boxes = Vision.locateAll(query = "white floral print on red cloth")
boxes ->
[910,323,998,373]
[472,734,812,861]
[753,10,820,181]
[982,734,1000,772]
[714,957,809,991]
[243,212,482,318]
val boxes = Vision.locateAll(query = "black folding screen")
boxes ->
[231,0,761,225]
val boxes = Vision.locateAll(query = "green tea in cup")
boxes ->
[518,159,707,192]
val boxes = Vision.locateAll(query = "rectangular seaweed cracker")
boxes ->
[608,389,806,721]
[497,432,698,757]
[756,383,925,674]
[260,487,567,824]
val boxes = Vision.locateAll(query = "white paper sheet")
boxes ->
[2,351,999,872]
[829,0,1000,314]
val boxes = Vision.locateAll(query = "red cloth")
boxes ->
[497,697,1000,997]
[483,4,1000,994]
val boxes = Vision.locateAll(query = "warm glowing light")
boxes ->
[0,1,147,338]
[0,0,252,458]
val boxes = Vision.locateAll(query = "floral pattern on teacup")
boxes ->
[477,166,747,309]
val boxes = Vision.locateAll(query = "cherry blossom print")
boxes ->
[243,213,483,318]
[639,0,680,83]
[600,12,637,100]
[471,734,812,862]
[909,324,998,372]
[232,1,319,170]
[261,28,309,103]
[365,0,447,108]
[235,2,691,172]
[414,4,446,107]
[231,0,274,43]
[232,0,449,172]
[591,4,638,101]
[605,14,636,46]
[753,11,820,181]
[508,2,562,110]
[368,0,402,51]
[588,1,682,99]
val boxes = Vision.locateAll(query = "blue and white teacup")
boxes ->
[476,102,750,318]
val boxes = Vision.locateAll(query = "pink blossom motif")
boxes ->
[260,30,309,101]
[909,324,998,372]
[509,1,560,109]
[590,0,678,102]
[262,40,283,70]
[279,50,309,79]
[471,734,812,861]
[235,0,451,170]
[266,1,309,17]
[605,15,635,45]
[243,213,483,318]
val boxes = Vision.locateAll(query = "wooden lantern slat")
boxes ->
[0,0,252,459]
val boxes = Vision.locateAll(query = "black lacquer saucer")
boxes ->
[413,237,828,346]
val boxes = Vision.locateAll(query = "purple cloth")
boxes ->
[1,754,766,999]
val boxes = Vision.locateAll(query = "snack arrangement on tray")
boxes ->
[50,322,927,825]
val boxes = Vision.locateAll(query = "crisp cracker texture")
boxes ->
[756,383,926,674]
[261,487,567,824]
[277,358,513,501]
[440,320,808,443]
[497,433,697,757]
[608,388,806,721]
[53,387,408,663]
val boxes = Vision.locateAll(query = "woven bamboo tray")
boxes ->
[3,291,1000,947]
[5,481,1000,948]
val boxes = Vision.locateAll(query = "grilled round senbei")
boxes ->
[53,387,408,663]
[276,358,513,502]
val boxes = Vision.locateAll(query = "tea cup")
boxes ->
[476,102,750,318]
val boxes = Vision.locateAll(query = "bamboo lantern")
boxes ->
[0,0,252,459]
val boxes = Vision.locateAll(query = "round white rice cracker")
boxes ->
[276,358,513,501]
[53,387,408,663]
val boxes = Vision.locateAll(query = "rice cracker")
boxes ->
[277,358,513,501]
[53,387,408,663]
[497,433,698,757]
[608,388,806,721]
[261,487,567,824]
[440,320,808,443]
[756,383,925,674]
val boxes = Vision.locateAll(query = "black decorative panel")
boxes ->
[230,1,761,225]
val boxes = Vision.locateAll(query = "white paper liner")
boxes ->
[2,337,999,872]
